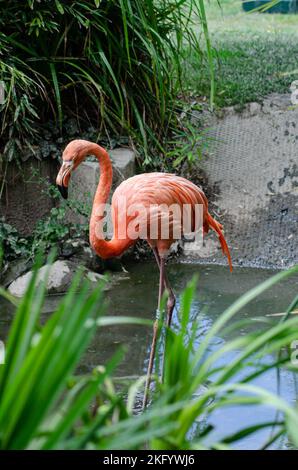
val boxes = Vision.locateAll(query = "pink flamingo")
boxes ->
[56,140,232,408]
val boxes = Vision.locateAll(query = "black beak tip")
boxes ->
[57,184,68,199]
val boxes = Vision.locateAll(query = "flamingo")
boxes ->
[56,139,232,408]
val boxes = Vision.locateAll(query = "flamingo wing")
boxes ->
[111,173,232,270]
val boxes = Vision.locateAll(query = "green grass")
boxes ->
[187,0,298,107]
[206,0,298,34]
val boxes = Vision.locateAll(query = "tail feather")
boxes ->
[205,213,233,272]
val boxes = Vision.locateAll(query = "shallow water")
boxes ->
[0,262,297,449]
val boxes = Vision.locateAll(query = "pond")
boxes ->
[0,262,297,449]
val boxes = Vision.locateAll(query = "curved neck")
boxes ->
[87,144,132,259]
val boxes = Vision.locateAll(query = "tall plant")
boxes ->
[0,0,209,166]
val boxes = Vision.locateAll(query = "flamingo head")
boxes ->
[56,139,91,199]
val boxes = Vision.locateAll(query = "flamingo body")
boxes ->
[112,172,231,267]
[56,140,232,408]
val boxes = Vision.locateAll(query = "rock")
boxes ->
[241,102,261,118]
[262,93,292,114]
[248,102,261,116]
[190,109,203,125]
[64,118,79,136]
[7,260,106,297]
[0,258,32,288]
[8,260,74,296]
[222,106,235,117]
[66,160,98,224]
[169,240,182,255]
[86,271,104,283]
[61,238,105,272]
[66,147,136,228]
[183,237,220,258]
[110,148,136,183]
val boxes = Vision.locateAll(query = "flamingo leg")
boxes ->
[142,256,165,410]
[152,248,176,383]
[152,248,176,327]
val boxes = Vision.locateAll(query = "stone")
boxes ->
[7,260,106,297]
[262,93,292,114]
[110,148,136,183]
[248,102,261,116]
[8,260,72,296]
[222,106,235,117]
[64,118,79,136]
[183,237,219,258]
[169,240,182,255]
[86,271,104,283]
[241,102,261,119]
[61,238,105,273]
[0,258,32,288]
[66,147,136,226]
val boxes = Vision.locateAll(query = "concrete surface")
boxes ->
[0,158,58,235]
[184,93,298,269]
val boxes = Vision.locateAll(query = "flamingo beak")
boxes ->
[57,183,68,199]
[56,161,73,199]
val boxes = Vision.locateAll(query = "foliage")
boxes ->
[0,258,298,449]
[32,206,81,253]
[0,218,30,262]
[31,179,90,256]
[163,120,209,170]
[0,177,90,264]
[0,0,213,166]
